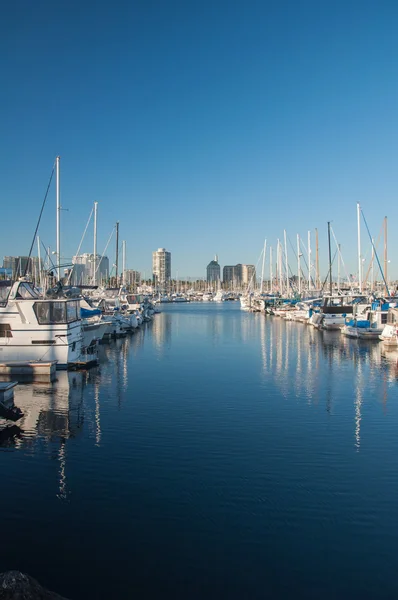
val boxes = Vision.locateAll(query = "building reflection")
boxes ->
[152,313,172,354]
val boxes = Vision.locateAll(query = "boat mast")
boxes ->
[284,230,289,297]
[115,221,119,287]
[37,236,42,290]
[371,238,374,292]
[337,243,341,293]
[277,239,281,293]
[122,240,126,286]
[56,156,61,281]
[357,202,362,293]
[384,216,388,293]
[297,234,301,297]
[307,230,311,291]
[327,221,333,295]
[260,238,266,294]
[269,246,273,293]
[315,228,320,289]
[93,201,98,285]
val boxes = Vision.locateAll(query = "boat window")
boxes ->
[0,324,12,338]
[34,303,52,324]
[66,301,79,323]
[0,281,12,306]
[387,311,398,324]
[381,313,388,324]
[16,283,38,299]
[34,300,81,324]
[52,302,66,323]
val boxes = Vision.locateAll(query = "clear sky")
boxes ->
[1,0,398,281]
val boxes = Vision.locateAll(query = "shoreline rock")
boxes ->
[0,571,69,600]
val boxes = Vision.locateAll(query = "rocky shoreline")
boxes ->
[0,571,69,600]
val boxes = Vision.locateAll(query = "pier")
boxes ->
[0,361,57,382]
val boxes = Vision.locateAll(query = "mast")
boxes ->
[269,246,273,293]
[122,240,126,285]
[315,228,320,289]
[371,238,374,292]
[115,221,119,287]
[327,221,333,295]
[307,230,311,291]
[284,230,289,297]
[337,243,341,293]
[260,239,266,294]
[384,216,388,292]
[56,156,61,281]
[93,201,98,285]
[37,236,42,290]
[357,202,362,292]
[277,239,281,293]
[297,234,301,297]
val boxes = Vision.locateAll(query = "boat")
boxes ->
[0,279,82,368]
[379,307,398,346]
[341,301,389,340]
[214,290,226,303]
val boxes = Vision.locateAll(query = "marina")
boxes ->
[3,2,398,597]
[1,302,398,599]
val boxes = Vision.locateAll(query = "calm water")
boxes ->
[1,302,398,599]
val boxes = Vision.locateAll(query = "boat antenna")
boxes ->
[24,161,55,276]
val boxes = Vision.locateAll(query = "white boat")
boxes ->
[341,303,389,340]
[239,295,251,311]
[316,295,362,331]
[380,307,398,346]
[202,292,213,302]
[214,290,226,303]
[0,279,82,367]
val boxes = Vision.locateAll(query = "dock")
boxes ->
[0,382,23,421]
[0,361,57,383]
[69,357,99,370]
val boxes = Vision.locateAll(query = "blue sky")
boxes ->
[1,0,398,280]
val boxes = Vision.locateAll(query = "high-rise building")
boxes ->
[71,253,110,285]
[241,264,256,286]
[2,256,43,278]
[123,270,141,287]
[152,248,171,285]
[223,263,256,287]
[206,255,220,283]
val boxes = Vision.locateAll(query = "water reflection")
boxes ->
[1,304,398,600]
[255,314,398,450]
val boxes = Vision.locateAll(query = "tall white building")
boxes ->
[152,248,171,285]
[71,253,110,285]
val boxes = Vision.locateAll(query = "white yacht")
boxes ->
[0,280,82,368]
[202,292,213,302]
[379,307,398,346]
[341,302,389,340]
[214,290,226,303]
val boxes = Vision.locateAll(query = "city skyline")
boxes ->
[1,1,398,278]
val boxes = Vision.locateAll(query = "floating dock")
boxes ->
[0,361,57,382]
[0,382,23,421]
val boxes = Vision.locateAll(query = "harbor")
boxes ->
[1,301,398,599]
[3,1,398,597]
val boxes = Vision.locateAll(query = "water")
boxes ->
[1,302,398,599]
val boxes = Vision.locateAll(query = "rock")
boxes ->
[0,571,69,600]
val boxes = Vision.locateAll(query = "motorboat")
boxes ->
[0,279,82,368]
